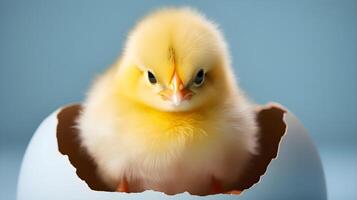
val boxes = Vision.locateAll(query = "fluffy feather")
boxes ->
[77,7,258,195]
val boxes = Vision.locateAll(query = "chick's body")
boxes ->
[78,8,258,195]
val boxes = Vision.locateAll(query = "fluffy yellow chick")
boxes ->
[78,7,258,195]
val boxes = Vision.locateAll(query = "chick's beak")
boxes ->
[159,72,193,106]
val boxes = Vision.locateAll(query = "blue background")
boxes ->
[0,0,356,199]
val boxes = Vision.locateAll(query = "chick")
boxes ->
[77,7,258,195]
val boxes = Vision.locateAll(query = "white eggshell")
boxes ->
[17,104,327,200]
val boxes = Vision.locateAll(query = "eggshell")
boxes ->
[17,103,327,200]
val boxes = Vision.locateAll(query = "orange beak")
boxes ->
[159,71,193,106]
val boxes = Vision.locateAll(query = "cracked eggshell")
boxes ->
[17,103,327,200]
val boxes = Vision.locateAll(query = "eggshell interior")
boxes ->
[17,103,327,200]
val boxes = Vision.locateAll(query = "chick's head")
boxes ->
[116,8,237,112]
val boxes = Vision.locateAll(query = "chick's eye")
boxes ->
[147,71,157,84]
[194,69,205,86]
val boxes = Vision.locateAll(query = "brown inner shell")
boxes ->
[56,104,286,195]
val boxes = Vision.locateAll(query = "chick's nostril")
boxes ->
[184,93,193,100]
[159,89,172,101]
[160,94,170,101]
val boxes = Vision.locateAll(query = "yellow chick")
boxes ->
[78,7,258,195]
